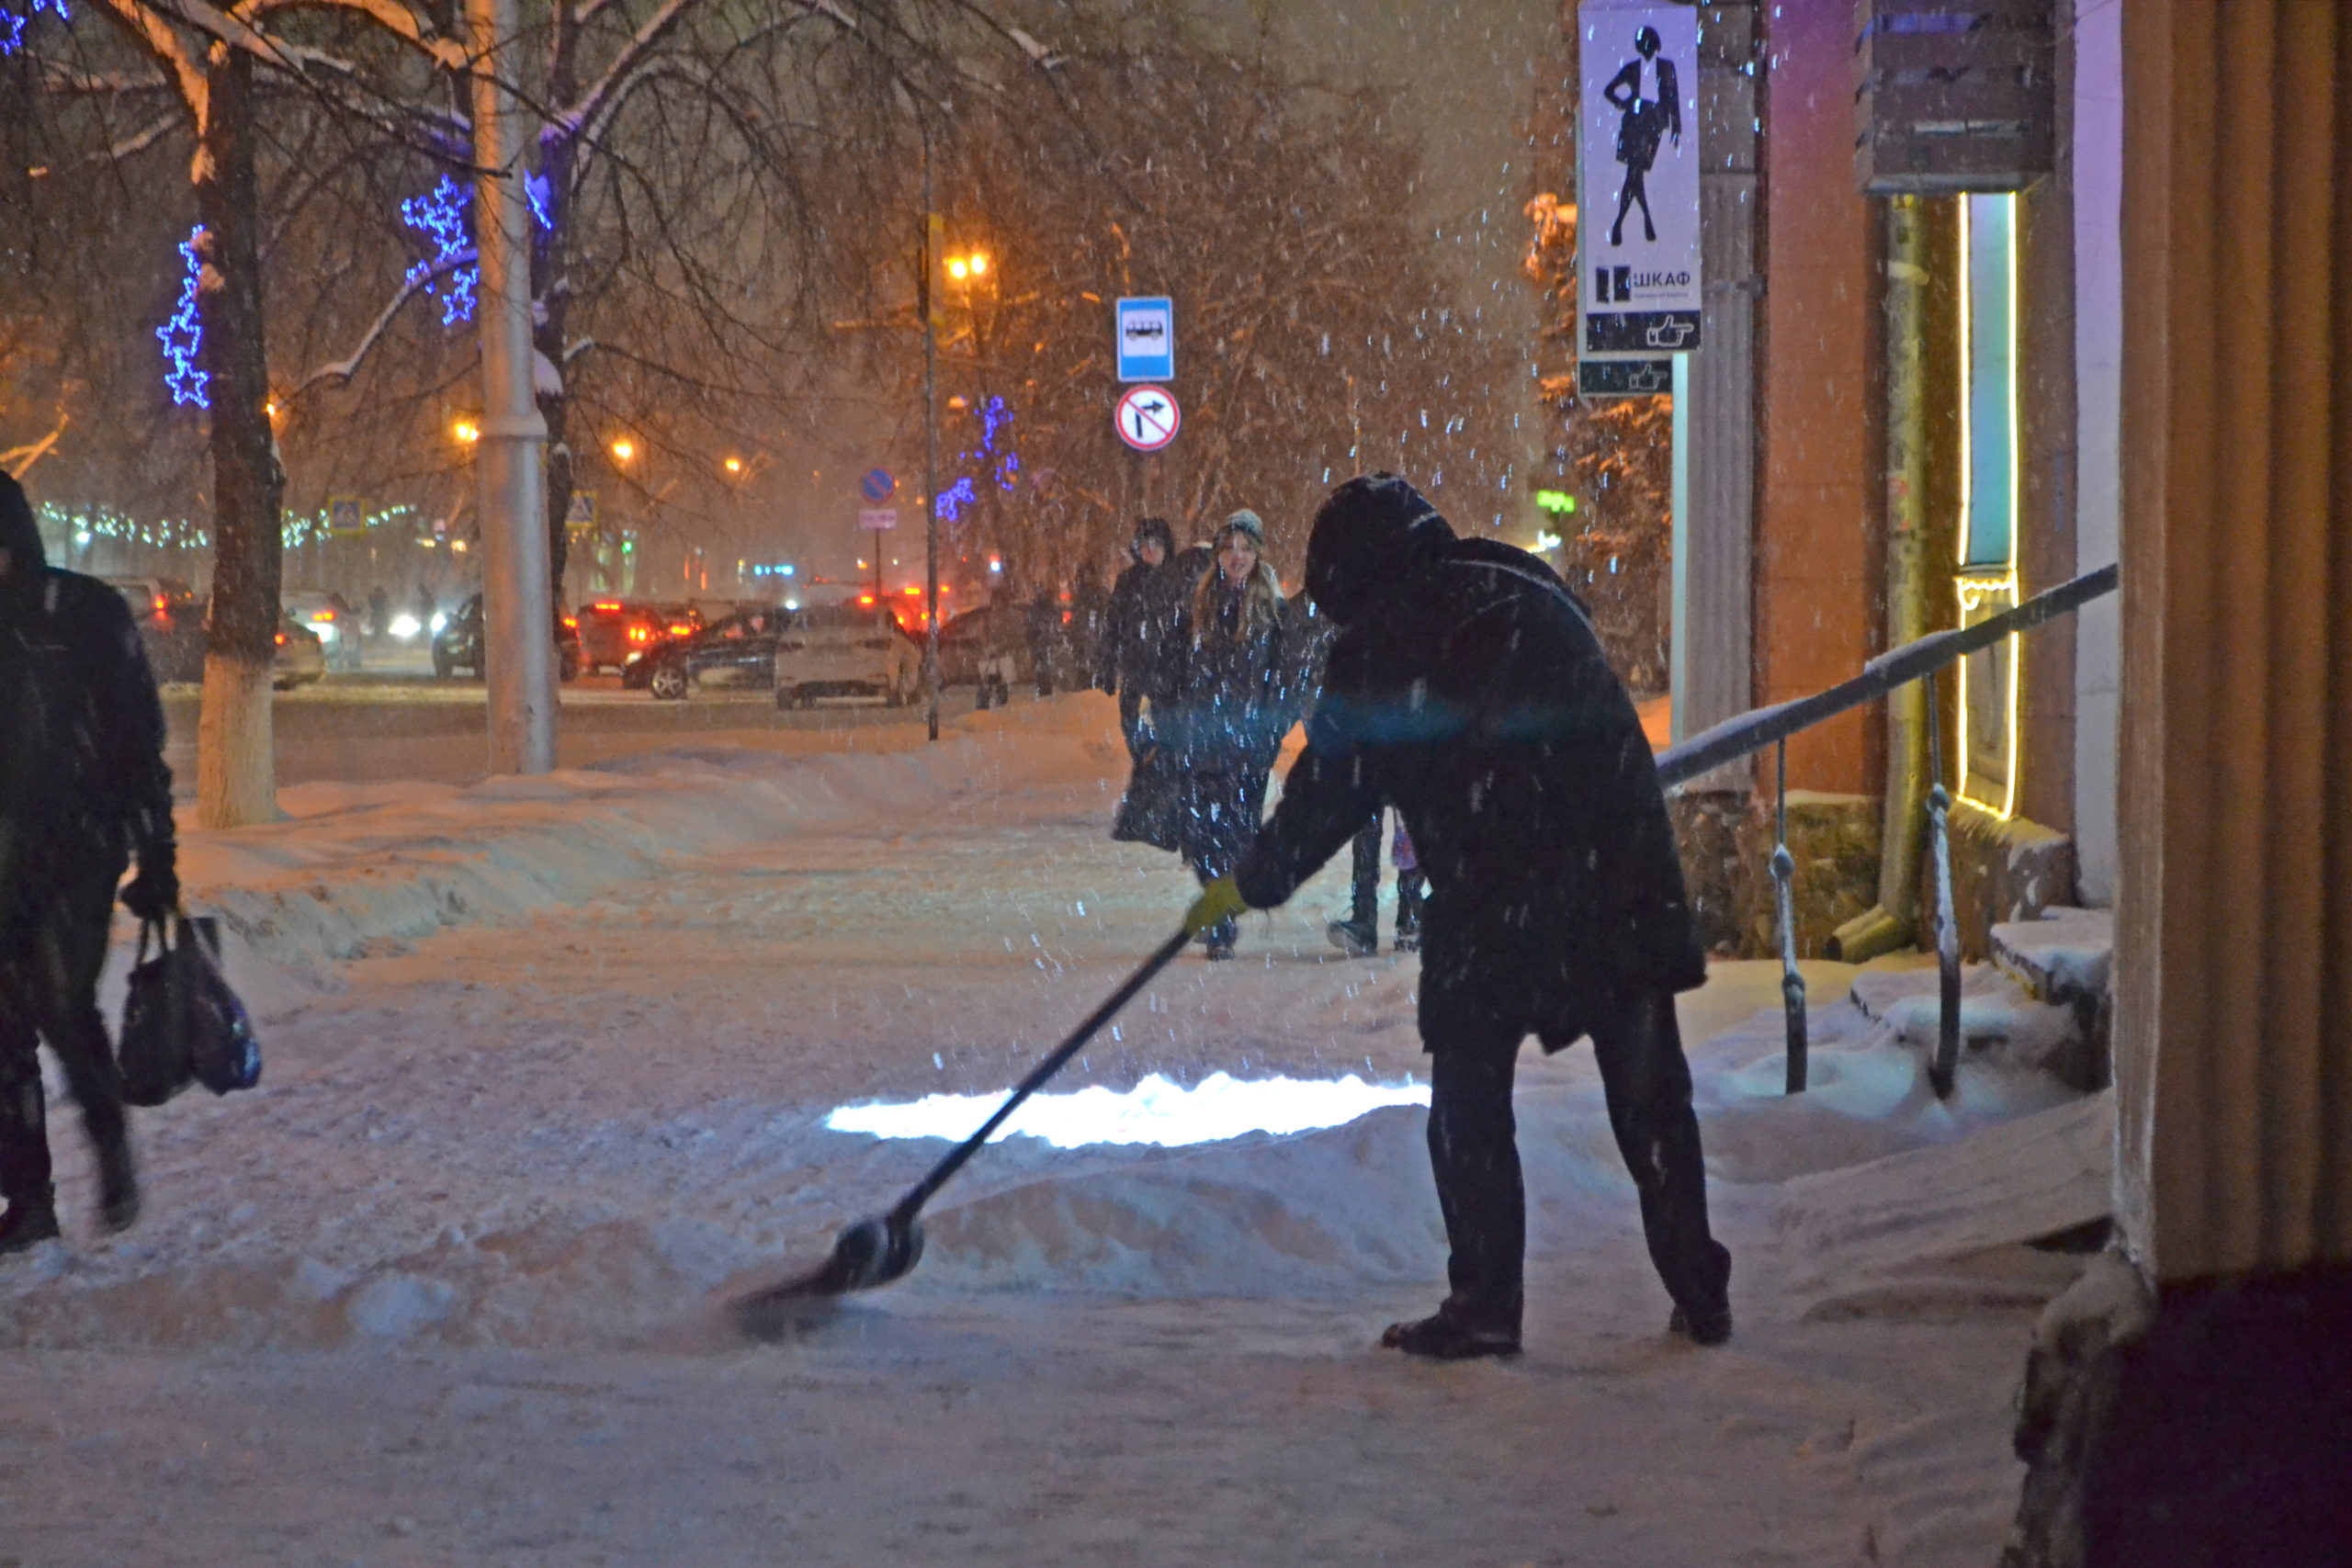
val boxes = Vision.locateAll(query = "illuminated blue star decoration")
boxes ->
[934,397,1020,523]
[399,172,555,330]
[401,175,477,326]
[155,226,209,410]
[0,0,71,57]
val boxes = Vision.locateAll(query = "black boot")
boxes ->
[0,1186,61,1258]
[1204,916,1238,961]
[1380,1297,1521,1360]
[1394,874,1424,953]
[1326,917,1376,958]
[1668,1301,1733,1347]
[96,1134,139,1234]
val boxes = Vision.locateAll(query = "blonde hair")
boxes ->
[1193,536,1283,646]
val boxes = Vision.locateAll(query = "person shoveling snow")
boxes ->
[1188,472,1732,1360]
[752,473,1729,1363]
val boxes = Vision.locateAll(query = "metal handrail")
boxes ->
[1653,562,2117,787]
[1649,561,2119,1098]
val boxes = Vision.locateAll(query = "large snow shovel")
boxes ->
[735,926,1194,1320]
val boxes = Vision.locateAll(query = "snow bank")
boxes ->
[175,694,1128,997]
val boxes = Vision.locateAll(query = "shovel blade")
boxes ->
[729,1213,924,1333]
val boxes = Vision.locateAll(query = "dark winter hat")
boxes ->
[0,470,45,577]
[1305,472,1453,625]
[1219,509,1266,547]
[1133,516,1175,556]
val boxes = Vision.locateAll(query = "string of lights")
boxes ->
[935,397,1020,523]
[400,175,478,327]
[34,502,424,560]
[156,227,209,410]
[0,0,69,57]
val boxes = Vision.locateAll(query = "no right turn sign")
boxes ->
[1114,385,1180,452]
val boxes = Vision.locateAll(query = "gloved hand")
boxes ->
[1182,875,1250,938]
[120,855,180,922]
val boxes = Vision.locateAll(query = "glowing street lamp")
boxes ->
[610,437,636,463]
[723,456,743,475]
[453,418,481,445]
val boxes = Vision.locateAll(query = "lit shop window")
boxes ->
[1956,192,2021,818]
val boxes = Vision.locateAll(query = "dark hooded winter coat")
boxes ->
[1100,525,1177,700]
[1234,474,1703,1047]
[0,476,175,919]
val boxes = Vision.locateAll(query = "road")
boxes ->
[159,664,1001,797]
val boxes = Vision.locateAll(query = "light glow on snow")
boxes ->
[825,1071,1427,1150]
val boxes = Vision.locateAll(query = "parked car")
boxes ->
[273,613,326,689]
[623,604,795,700]
[431,592,583,682]
[933,603,1033,689]
[283,590,362,671]
[104,575,207,682]
[771,602,922,709]
[576,599,702,674]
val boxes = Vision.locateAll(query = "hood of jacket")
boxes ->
[1303,472,1454,626]
[0,471,48,588]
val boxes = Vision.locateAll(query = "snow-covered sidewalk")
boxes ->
[1,694,2099,1565]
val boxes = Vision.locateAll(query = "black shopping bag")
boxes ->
[1111,744,1183,852]
[119,915,262,1105]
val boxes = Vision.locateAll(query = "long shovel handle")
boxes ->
[890,925,1195,1223]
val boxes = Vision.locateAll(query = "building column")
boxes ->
[2007,4,2351,1562]
[1676,1,1759,750]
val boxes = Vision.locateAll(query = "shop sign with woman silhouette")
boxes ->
[1578,4,1702,352]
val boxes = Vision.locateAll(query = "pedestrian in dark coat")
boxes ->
[1104,519,1187,850]
[1099,517,1177,751]
[1165,511,1291,960]
[0,471,172,1256]
[1187,472,1727,1358]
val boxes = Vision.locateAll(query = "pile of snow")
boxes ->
[174,694,1128,992]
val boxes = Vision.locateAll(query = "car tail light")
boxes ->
[562,615,578,629]
[314,608,334,622]
[592,600,621,612]
[668,622,694,636]
[628,626,650,644]
[274,631,288,646]
[151,593,168,615]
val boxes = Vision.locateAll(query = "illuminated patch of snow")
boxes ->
[824,1071,1428,1150]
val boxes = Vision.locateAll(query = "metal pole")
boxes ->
[922,123,942,742]
[1771,738,1809,1093]
[1924,667,1962,1099]
[469,0,553,773]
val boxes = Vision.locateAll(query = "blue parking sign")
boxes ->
[1115,298,1173,383]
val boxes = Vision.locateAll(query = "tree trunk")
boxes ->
[194,48,284,829]
[535,84,577,616]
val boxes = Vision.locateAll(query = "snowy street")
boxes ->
[1,696,2102,1566]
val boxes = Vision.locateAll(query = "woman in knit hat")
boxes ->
[1163,510,1292,959]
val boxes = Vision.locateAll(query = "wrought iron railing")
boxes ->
[1650,562,2119,1098]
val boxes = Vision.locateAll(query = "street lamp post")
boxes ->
[469,0,554,775]
[921,123,942,743]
